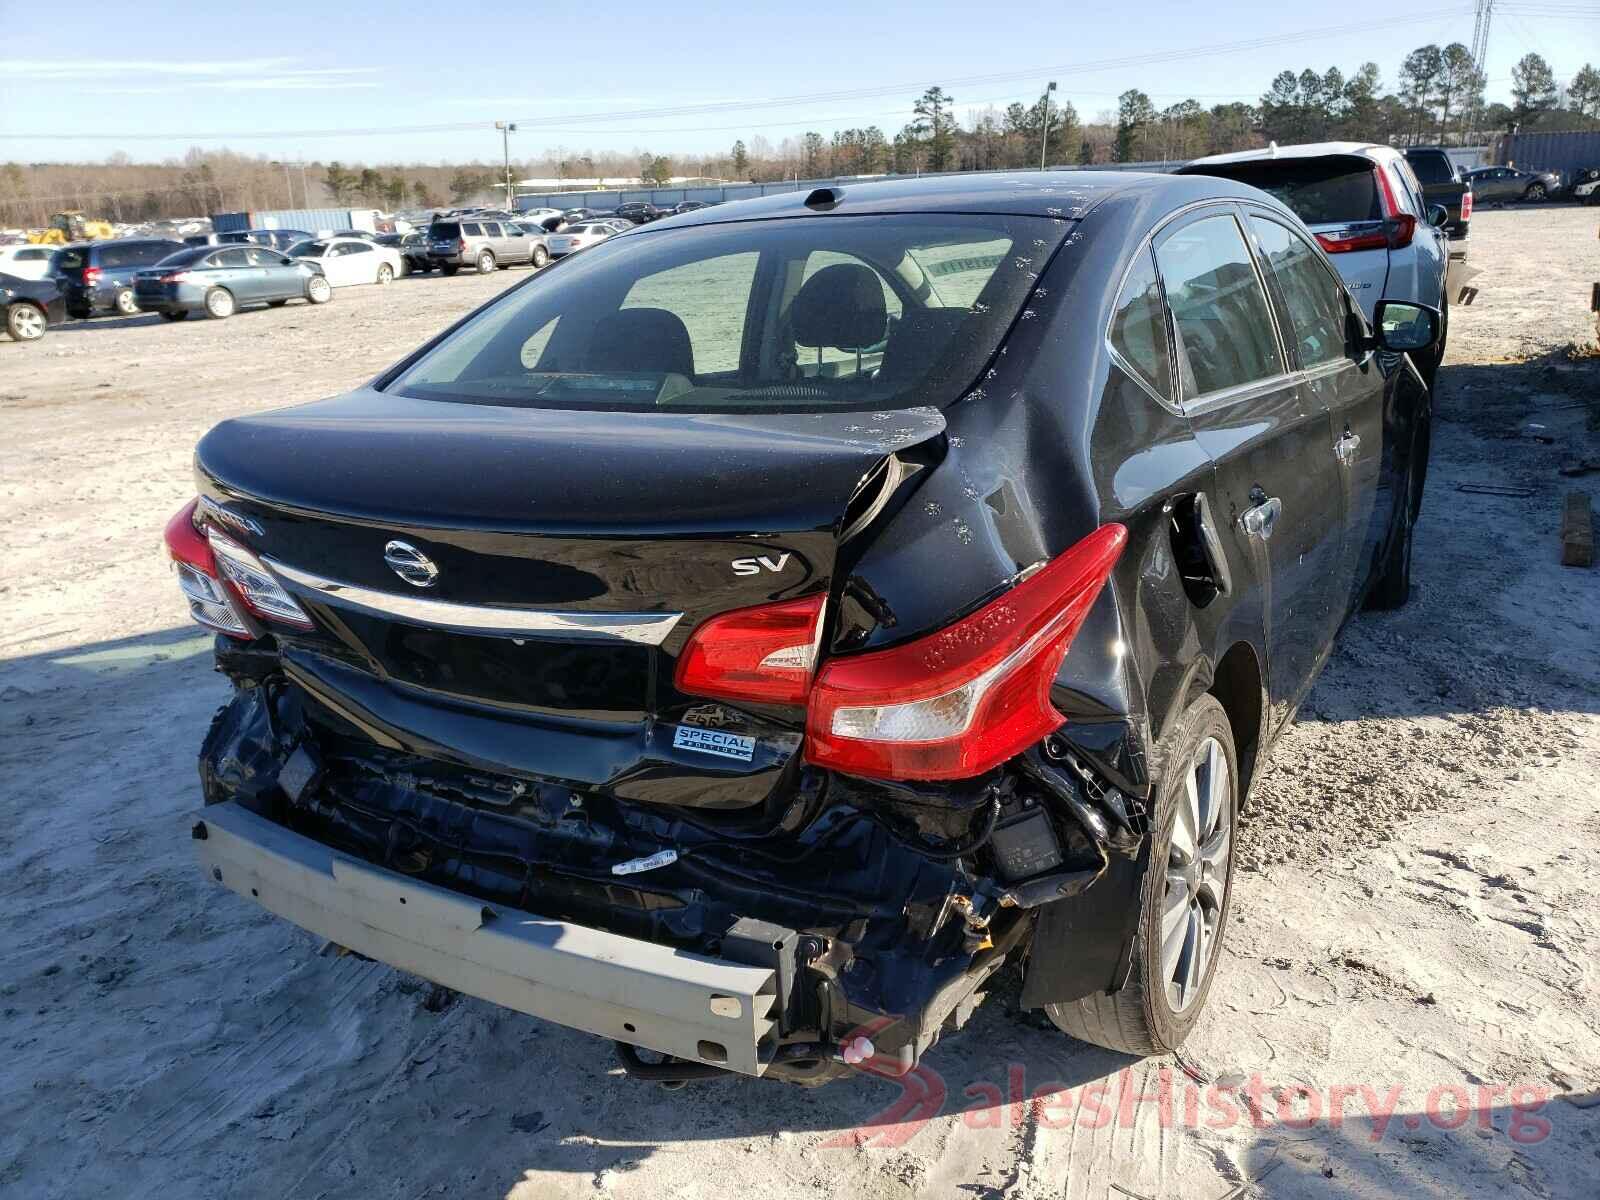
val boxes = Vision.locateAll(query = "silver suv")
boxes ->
[426,218,545,275]
[1177,142,1451,382]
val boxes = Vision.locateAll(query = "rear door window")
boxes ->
[1154,212,1284,400]
[216,248,251,268]
[462,223,484,237]
[1249,217,1350,368]
[1108,248,1173,401]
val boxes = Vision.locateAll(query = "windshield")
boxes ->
[1191,158,1380,225]
[386,212,1066,414]
[1406,153,1454,184]
[288,240,326,257]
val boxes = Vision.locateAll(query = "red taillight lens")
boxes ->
[457,240,467,253]
[163,499,250,638]
[1372,164,1415,249]
[675,594,826,706]
[159,271,193,284]
[82,267,102,285]
[1315,227,1390,254]
[804,524,1128,781]
[1460,190,1472,221]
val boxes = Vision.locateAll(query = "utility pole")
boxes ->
[1039,81,1057,171]
[1469,0,1494,141]
[496,121,518,211]
[276,160,294,207]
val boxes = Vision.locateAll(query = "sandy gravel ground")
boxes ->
[2,210,1597,1200]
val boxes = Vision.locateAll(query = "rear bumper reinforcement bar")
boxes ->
[192,801,779,1076]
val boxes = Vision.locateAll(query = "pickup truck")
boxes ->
[1404,147,1471,240]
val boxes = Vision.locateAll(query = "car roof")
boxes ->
[1184,141,1395,167]
[653,170,1274,232]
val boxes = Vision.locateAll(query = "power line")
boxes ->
[0,8,1477,143]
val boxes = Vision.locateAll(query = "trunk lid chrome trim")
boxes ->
[264,556,684,644]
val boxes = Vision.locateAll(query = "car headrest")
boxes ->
[791,263,888,351]
[587,307,695,377]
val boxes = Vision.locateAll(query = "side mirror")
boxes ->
[1427,204,1449,228]
[1370,300,1441,353]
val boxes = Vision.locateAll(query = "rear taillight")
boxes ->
[1315,227,1390,254]
[675,595,826,706]
[82,267,102,285]
[457,240,467,254]
[1373,164,1416,249]
[1460,190,1472,221]
[159,271,194,284]
[163,500,249,638]
[162,498,312,636]
[804,524,1128,781]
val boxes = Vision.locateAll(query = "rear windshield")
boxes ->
[154,247,216,268]
[386,213,1066,414]
[1193,159,1380,225]
[54,248,86,272]
[1406,152,1455,184]
[429,222,461,238]
[289,241,326,256]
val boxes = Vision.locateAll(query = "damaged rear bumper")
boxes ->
[194,801,783,1076]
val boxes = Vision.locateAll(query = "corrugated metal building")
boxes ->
[210,208,382,234]
[1495,130,1600,178]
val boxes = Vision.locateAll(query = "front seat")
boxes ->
[587,307,695,377]
[790,263,888,374]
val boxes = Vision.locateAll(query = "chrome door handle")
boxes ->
[1240,496,1282,540]
[1335,432,1361,466]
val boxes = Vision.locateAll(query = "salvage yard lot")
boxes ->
[2,208,1598,1199]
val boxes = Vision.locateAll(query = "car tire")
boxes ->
[160,310,188,321]
[1045,693,1238,1055]
[114,288,139,316]
[441,263,460,276]
[477,251,495,274]
[376,263,394,285]
[204,287,236,320]
[1524,183,1546,202]
[5,301,48,342]
[305,275,332,305]
[1366,409,1430,611]
[532,246,549,269]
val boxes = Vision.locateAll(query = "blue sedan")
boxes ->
[133,244,333,320]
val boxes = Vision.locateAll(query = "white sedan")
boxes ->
[286,236,402,287]
[545,222,621,258]
[0,243,59,281]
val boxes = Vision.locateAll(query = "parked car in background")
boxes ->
[0,243,60,281]
[173,172,1438,1085]
[287,236,403,287]
[53,237,185,318]
[2,271,65,342]
[1403,147,1471,240]
[1573,167,1600,205]
[1178,142,1450,381]
[133,244,332,320]
[613,201,664,224]
[517,206,565,229]
[425,217,539,274]
[511,223,552,266]
[1463,165,1562,204]
[216,229,315,252]
[544,221,622,257]
[377,232,434,274]
[672,200,713,215]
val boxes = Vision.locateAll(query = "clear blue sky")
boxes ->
[0,1,1593,164]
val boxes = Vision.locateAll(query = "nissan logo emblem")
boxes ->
[383,540,439,588]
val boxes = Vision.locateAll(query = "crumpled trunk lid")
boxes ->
[195,389,942,809]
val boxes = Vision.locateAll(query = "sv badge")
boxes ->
[731,553,791,577]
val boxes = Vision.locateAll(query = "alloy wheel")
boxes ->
[1161,736,1231,1013]
[8,303,45,340]
[115,289,139,315]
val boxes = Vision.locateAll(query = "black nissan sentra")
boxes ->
[171,174,1437,1083]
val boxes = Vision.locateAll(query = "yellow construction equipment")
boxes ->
[26,211,115,245]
